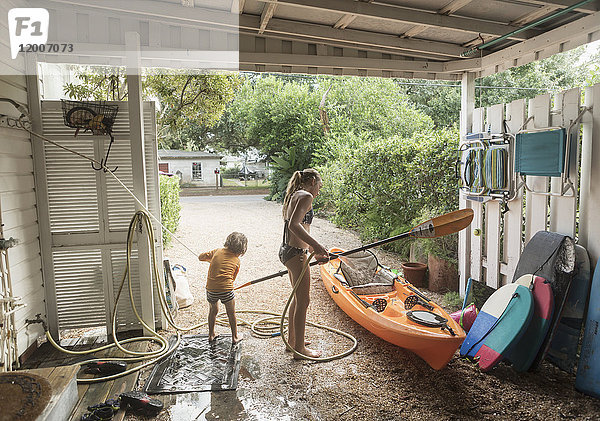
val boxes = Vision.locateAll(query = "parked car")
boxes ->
[239,168,257,180]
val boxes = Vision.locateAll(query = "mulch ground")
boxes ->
[125,196,600,421]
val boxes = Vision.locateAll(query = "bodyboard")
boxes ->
[460,284,534,372]
[547,245,591,373]
[507,275,554,372]
[512,231,575,369]
[575,257,600,399]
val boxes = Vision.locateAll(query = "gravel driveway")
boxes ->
[131,195,600,421]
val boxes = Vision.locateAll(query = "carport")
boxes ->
[1,0,600,372]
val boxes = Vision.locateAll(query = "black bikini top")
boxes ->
[283,208,313,246]
[302,208,314,225]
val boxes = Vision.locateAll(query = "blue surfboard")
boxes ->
[460,283,533,371]
[507,275,554,372]
[547,245,591,373]
[575,257,600,399]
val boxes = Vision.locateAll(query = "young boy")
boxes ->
[198,232,247,344]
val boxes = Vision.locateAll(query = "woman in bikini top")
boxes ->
[279,169,328,359]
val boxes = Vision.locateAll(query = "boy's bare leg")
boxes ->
[223,298,240,343]
[208,301,219,341]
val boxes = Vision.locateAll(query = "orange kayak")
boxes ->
[320,248,465,370]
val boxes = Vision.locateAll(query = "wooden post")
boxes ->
[549,88,580,237]
[580,84,600,268]
[26,55,59,339]
[126,32,155,335]
[503,99,526,283]
[485,104,504,289]
[458,72,475,297]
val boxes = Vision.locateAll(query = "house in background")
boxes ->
[158,149,223,186]
[221,151,270,178]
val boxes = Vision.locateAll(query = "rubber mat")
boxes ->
[143,334,241,394]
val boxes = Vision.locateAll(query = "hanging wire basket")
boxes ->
[61,99,118,135]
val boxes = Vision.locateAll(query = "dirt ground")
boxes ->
[127,195,600,421]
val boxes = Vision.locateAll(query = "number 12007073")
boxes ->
[19,43,73,53]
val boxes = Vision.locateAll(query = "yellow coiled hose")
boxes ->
[44,210,357,382]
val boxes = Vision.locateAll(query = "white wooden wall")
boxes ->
[459,84,600,291]
[0,0,46,359]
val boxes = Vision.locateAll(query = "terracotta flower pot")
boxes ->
[427,254,458,293]
[401,262,428,288]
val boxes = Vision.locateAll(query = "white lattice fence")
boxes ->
[459,84,600,292]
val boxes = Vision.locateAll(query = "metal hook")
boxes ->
[91,135,118,172]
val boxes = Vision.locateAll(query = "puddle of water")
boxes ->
[167,389,295,421]
[239,355,261,380]
[166,354,297,421]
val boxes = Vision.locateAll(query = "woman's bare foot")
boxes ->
[232,336,243,345]
[285,340,312,352]
[208,334,219,342]
[292,347,322,359]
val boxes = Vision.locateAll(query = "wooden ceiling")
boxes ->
[24,0,600,80]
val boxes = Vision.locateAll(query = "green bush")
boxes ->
[221,165,240,176]
[317,127,459,257]
[159,174,181,246]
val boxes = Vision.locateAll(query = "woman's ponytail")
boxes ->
[281,169,320,219]
[282,170,303,218]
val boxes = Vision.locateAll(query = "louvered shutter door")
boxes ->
[40,100,163,333]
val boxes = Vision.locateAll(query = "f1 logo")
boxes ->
[8,8,49,59]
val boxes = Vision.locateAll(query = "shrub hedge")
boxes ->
[317,128,459,256]
[159,174,181,246]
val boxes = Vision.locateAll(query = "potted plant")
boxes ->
[410,208,459,293]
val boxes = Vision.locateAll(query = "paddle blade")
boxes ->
[409,209,474,239]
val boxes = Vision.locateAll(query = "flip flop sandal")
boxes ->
[120,391,163,416]
[87,398,120,413]
[84,361,127,375]
[80,406,114,421]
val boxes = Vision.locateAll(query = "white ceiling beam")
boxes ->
[511,0,598,14]
[438,0,474,15]
[401,0,473,39]
[239,30,452,61]
[256,0,540,40]
[333,14,357,29]
[333,0,373,30]
[259,0,277,34]
[39,0,238,29]
[232,0,246,14]
[510,5,558,26]
[240,52,445,72]
[240,15,466,57]
[401,26,427,38]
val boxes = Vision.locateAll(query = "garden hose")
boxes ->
[277,252,357,362]
[12,107,358,380]
[43,211,357,384]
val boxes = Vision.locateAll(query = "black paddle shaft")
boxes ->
[247,231,413,285]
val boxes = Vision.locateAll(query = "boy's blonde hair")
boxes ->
[224,232,248,255]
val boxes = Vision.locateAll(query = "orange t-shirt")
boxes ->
[198,248,240,293]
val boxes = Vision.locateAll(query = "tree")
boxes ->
[398,46,589,127]
[63,66,241,149]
